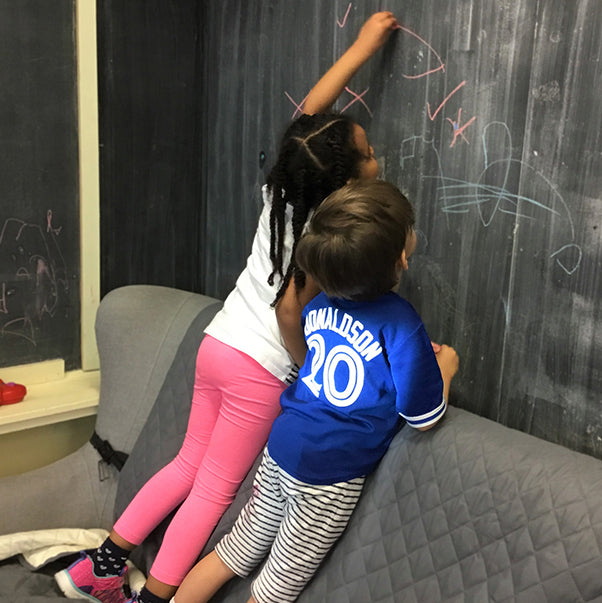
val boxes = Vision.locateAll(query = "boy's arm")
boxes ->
[275,274,321,367]
[417,344,459,431]
[303,11,399,115]
[392,327,458,432]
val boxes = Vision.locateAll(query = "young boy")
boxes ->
[171,180,459,603]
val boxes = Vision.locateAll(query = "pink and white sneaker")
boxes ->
[55,552,129,603]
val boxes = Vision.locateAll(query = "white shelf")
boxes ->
[0,370,100,435]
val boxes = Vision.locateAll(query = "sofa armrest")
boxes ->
[94,285,222,454]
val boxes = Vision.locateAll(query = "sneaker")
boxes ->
[55,552,129,603]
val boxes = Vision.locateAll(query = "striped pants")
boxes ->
[215,449,365,603]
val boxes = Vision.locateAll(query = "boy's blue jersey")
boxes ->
[268,291,445,485]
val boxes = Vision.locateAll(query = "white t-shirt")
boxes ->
[204,185,298,384]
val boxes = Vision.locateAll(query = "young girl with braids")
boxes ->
[55,11,399,603]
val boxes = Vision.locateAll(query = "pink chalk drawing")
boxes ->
[285,86,372,119]
[46,209,62,235]
[284,91,309,119]
[340,86,373,117]
[396,24,445,79]
[427,80,466,121]
[283,22,472,147]
[0,213,68,345]
[337,3,352,28]
[446,108,476,147]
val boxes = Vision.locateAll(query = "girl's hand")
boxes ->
[355,12,399,57]
[302,11,399,115]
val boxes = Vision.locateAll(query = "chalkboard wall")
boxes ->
[0,1,80,370]
[98,1,205,294]
[98,1,601,458]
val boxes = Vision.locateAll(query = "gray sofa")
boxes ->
[1,285,601,602]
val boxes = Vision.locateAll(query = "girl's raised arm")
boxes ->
[303,11,399,115]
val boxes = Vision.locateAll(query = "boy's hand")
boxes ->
[355,12,399,57]
[417,343,458,431]
[435,345,459,383]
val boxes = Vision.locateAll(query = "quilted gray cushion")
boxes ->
[207,406,602,602]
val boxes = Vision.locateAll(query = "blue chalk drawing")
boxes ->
[400,121,582,275]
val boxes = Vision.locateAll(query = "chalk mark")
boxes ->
[46,209,62,235]
[446,108,476,147]
[550,244,583,275]
[340,86,373,117]
[337,3,352,28]
[397,25,445,80]
[284,91,309,119]
[427,81,466,121]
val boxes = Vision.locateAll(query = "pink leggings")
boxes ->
[113,335,286,586]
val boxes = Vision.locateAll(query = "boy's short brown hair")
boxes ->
[295,180,415,301]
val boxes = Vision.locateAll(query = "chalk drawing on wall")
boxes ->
[285,91,309,120]
[340,86,373,116]
[284,85,373,119]
[400,124,583,275]
[396,24,446,80]
[284,18,581,276]
[393,23,581,275]
[337,3,352,28]
[0,213,68,345]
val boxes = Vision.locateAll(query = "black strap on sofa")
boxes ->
[90,431,129,472]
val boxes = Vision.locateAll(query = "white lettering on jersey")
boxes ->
[304,308,382,362]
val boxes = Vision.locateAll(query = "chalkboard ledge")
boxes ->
[0,370,99,435]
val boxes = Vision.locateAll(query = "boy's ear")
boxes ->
[398,250,409,272]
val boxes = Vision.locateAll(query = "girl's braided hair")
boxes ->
[266,113,363,304]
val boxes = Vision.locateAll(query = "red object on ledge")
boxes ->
[0,379,27,405]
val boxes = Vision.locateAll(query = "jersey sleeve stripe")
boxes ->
[400,397,447,428]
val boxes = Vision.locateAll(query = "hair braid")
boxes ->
[272,185,311,304]
[267,166,287,285]
[330,138,355,191]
